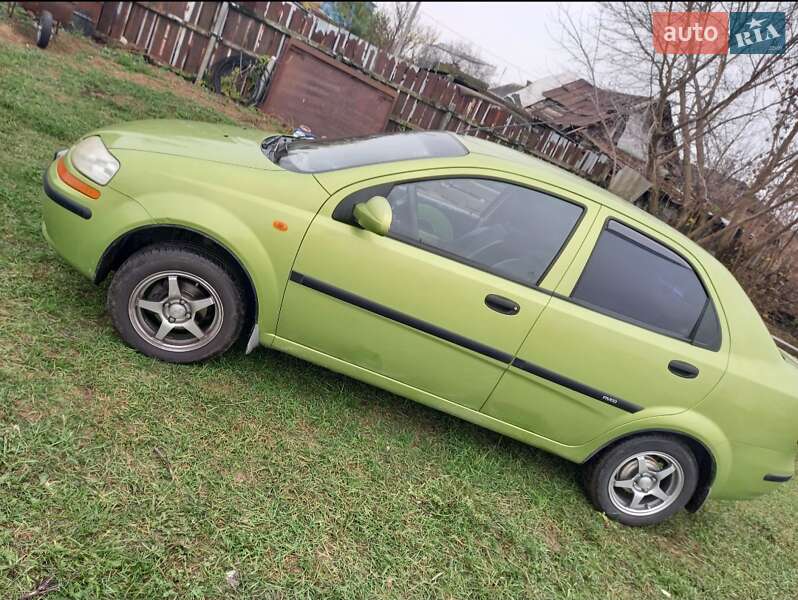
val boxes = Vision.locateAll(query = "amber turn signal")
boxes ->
[57,157,101,200]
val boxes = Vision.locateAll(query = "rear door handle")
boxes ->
[668,360,699,379]
[485,294,520,315]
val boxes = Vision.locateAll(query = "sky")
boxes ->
[410,2,599,85]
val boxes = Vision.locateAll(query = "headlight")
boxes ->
[70,136,120,185]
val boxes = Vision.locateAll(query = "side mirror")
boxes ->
[353,196,392,236]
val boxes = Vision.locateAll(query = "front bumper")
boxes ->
[43,165,92,220]
[42,158,153,280]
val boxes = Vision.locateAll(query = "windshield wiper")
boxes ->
[261,135,294,163]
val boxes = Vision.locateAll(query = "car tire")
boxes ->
[108,244,246,364]
[583,434,698,526]
[36,10,54,49]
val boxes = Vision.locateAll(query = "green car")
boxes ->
[42,120,797,526]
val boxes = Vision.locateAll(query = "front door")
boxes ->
[276,169,596,410]
[482,211,730,444]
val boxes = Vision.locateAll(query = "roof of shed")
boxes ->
[528,78,651,129]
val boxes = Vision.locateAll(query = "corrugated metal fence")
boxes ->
[95,1,611,183]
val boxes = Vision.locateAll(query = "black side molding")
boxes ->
[511,358,644,414]
[289,271,514,364]
[43,168,92,220]
[764,473,793,483]
[290,270,644,415]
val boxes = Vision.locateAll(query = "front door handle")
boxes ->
[668,360,699,379]
[485,294,520,315]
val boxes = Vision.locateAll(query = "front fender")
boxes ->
[107,152,330,339]
[136,195,280,335]
[43,159,156,279]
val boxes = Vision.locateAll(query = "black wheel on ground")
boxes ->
[108,244,246,364]
[36,10,54,49]
[209,53,269,106]
[583,434,698,526]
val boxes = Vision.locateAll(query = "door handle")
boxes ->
[485,294,520,315]
[668,360,699,379]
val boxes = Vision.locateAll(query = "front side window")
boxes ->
[571,220,721,348]
[359,178,584,287]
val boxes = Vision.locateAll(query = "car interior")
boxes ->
[386,178,583,286]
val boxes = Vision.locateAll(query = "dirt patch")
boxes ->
[540,521,563,553]
[0,15,284,131]
[291,417,321,449]
[651,534,701,561]
[65,384,132,425]
[0,19,33,46]
[231,471,251,484]
[101,61,283,129]
[67,38,285,129]
[282,553,303,576]
[14,401,44,424]
[0,15,84,54]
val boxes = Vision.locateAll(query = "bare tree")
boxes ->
[415,39,497,83]
[558,2,798,327]
[371,2,439,60]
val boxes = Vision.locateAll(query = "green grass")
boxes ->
[100,47,152,75]
[1,16,797,600]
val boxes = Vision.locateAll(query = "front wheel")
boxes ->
[583,435,698,526]
[108,244,246,363]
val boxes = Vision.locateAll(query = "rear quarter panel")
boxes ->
[690,263,798,497]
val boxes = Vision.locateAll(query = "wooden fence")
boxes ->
[95,1,612,183]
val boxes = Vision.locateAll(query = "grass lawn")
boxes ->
[1,14,797,600]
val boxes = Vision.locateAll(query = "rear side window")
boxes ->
[275,132,468,173]
[571,220,721,349]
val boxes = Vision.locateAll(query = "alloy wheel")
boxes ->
[607,451,684,516]
[127,270,224,352]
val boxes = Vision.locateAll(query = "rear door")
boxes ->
[276,169,599,410]
[482,209,729,444]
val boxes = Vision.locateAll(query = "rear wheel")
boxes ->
[584,435,698,526]
[108,244,245,363]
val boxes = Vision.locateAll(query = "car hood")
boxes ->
[94,119,282,170]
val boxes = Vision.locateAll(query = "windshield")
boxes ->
[267,132,469,173]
